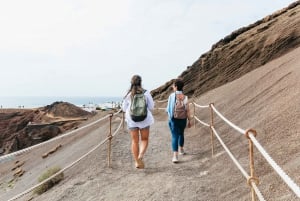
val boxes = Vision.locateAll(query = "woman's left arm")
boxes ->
[185,97,192,128]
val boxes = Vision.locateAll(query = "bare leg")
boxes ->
[130,129,140,162]
[138,127,150,159]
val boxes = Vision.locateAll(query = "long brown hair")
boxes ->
[124,75,144,98]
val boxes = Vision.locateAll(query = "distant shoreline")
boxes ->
[0,96,122,109]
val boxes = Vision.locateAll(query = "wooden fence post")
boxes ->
[246,129,259,201]
[107,113,113,168]
[209,103,215,157]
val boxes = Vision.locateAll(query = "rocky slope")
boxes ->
[151,1,300,100]
[0,102,92,155]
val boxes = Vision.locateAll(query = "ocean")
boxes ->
[0,96,123,109]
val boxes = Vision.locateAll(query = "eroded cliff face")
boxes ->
[151,1,300,100]
[0,102,92,155]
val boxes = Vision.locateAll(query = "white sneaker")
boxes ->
[172,155,179,163]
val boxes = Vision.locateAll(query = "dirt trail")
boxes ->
[28,113,222,201]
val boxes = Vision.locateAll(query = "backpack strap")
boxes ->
[143,89,147,105]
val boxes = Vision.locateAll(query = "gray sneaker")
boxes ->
[179,149,185,155]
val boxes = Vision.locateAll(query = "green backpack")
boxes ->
[130,90,147,122]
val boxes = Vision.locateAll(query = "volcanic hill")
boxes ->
[151,1,300,100]
[0,102,92,155]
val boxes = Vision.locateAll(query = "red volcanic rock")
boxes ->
[0,102,92,155]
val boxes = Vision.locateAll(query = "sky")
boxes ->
[0,0,296,97]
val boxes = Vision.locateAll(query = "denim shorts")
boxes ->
[128,126,150,131]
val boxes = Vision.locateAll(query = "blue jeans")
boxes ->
[168,118,187,152]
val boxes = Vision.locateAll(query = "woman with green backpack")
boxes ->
[122,75,155,169]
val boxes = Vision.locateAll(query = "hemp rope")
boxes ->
[0,109,122,163]
[7,116,123,201]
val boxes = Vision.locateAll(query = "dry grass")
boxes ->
[34,166,64,195]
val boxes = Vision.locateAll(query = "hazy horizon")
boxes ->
[0,0,296,97]
[0,96,123,108]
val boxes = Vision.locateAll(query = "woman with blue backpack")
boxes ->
[166,78,192,163]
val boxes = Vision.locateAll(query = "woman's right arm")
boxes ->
[166,93,173,115]
[122,95,129,112]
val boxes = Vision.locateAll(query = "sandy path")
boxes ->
[27,114,218,201]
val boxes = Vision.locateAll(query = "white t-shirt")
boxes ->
[122,90,155,129]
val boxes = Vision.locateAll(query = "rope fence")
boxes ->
[0,109,122,164]
[156,99,300,200]
[155,99,168,103]
[210,104,300,198]
[2,99,300,200]
[8,118,122,201]
[4,109,124,201]
[194,115,210,127]
[210,126,265,201]
[249,134,300,198]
